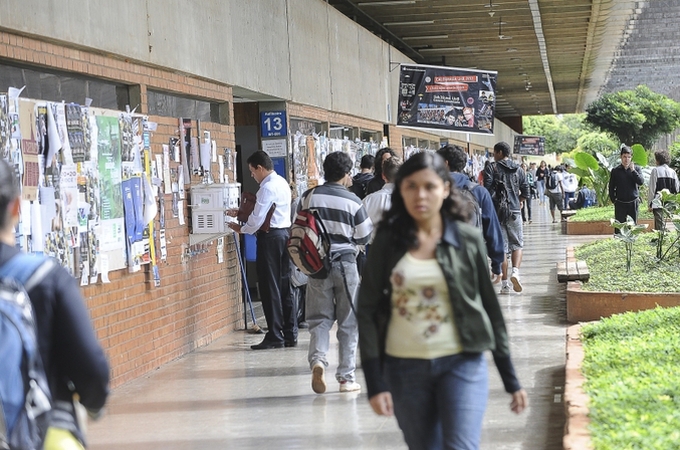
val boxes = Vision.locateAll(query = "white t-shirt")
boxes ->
[562,173,578,193]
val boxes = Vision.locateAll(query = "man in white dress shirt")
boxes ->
[228,151,295,350]
[362,157,402,243]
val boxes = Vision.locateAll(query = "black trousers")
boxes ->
[614,200,639,233]
[256,229,297,343]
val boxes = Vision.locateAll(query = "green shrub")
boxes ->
[581,307,680,449]
[570,205,653,222]
[574,235,680,292]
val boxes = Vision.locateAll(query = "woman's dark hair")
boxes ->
[323,151,353,182]
[0,159,20,229]
[246,150,273,171]
[373,147,397,178]
[380,152,469,249]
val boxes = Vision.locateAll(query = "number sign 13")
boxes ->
[260,111,287,138]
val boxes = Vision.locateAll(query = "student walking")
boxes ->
[358,152,527,450]
[300,152,373,394]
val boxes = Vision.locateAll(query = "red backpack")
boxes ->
[287,191,331,279]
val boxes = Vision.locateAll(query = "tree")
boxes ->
[585,85,680,149]
[576,132,618,156]
[523,114,586,154]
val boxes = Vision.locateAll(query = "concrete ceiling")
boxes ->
[327,0,641,120]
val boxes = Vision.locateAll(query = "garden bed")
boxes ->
[564,206,654,235]
[566,282,680,322]
[564,219,654,235]
[568,308,680,449]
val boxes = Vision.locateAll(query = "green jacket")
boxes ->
[357,217,521,398]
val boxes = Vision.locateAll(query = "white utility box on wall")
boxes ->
[189,183,241,235]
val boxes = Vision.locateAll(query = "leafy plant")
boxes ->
[610,216,648,272]
[580,307,680,449]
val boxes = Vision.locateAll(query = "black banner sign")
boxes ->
[513,135,545,156]
[397,64,497,135]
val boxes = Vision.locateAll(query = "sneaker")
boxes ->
[311,362,326,394]
[499,283,511,295]
[339,381,362,393]
[510,269,523,293]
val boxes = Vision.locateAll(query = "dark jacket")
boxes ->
[483,159,530,212]
[0,244,110,443]
[357,218,521,399]
[365,176,385,196]
[451,172,504,275]
[350,172,374,199]
[608,164,644,203]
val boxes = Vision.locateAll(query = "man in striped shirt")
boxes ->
[300,151,373,394]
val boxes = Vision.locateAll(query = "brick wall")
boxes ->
[0,30,244,388]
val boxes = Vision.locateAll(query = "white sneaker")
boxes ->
[499,282,511,295]
[339,381,362,393]
[312,362,326,394]
[510,269,523,293]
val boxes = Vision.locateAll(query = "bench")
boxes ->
[560,210,578,220]
[557,247,590,282]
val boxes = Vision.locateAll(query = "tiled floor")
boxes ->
[89,202,602,449]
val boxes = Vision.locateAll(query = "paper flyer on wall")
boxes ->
[397,63,497,135]
[96,115,125,252]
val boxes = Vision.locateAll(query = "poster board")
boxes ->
[397,63,497,135]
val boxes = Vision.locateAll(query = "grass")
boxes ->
[574,233,680,292]
[570,205,654,222]
[580,307,680,449]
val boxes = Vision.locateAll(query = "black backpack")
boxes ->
[459,182,483,228]
[491,164,513,224]
[546,171,558,190]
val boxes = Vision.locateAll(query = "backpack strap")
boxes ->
[0,253,55,292]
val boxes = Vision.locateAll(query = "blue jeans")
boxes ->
[385,353,488,450]
[306,260,360,382]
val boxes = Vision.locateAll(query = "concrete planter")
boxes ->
[564,324,592,450]
[566,282,680,322]
[564,219,654,235]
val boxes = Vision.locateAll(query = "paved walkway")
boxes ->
[88,202,601,449]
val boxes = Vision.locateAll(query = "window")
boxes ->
[0,60,129,110]
[147,90,227,124]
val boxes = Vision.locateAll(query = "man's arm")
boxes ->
[52,271,110,411]
[475,187,504,276]
[632,166,644,186]
[608,169,616,202]
[483,162,495,192]
[647,168,658,207]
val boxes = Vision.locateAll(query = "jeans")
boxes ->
[385,353,489,450]
[537,180,546,203]
[306,259,360,383]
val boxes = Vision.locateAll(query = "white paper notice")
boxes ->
[163,145,172,194]
[159,229,167,262]
[218,155,225,184]
[200,141,211,170]
[178,200,185,225]
[20,200,31,237]
[211,140,217,162]
[178,169,185,199]
[30,205,43,253]
[45,103,62,167]
[155,154,164,183]
[100,254,111,283]
[262,139,287,158]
